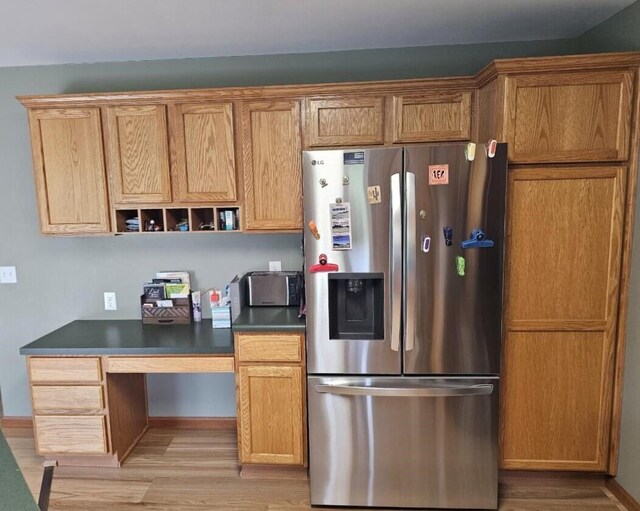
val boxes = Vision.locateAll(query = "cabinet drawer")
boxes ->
[236,334,303,363]
[35,415,108,454]
[32,385,103,412]
[29,357,102,383]
[105,356,234,373]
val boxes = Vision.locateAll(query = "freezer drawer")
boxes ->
[308,376,499,509]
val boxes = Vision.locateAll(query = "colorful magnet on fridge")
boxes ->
[308,221,320,240]
[486,139,497,158]
[461,228,494,249]
[465,142,476,161]
[422,235,431,253]
[367,186,382,204]
[309,253,339,273]
[443,226,453,246]
[456,256,466,277]
[319,178,328,188]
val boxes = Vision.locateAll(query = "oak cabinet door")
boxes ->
[241,100,302,230]
[306,96,385,147]
[238,365,304,465]
[170,102,237,202]
[390,91,471,143]
[105,105,171,204]
[504,71,633,163]
[501,166,625,471]
[28,108,110,234]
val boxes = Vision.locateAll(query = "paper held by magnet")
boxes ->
[367,186,382,204]
[330,202,352,250]
[428,164,449,185]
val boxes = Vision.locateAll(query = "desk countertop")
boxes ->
[232,306,306,332]
[19,320,234,356]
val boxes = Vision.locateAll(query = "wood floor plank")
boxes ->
[4,427,629,511]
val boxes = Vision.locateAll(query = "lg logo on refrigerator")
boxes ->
[311,160,324,166]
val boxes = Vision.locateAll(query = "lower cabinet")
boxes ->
[235,332,306,467]
[28,356,112,457]
[501,166,625,472]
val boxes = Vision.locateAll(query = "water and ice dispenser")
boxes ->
[328,273,384,340]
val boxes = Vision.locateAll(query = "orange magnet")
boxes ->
[308,220,320,240]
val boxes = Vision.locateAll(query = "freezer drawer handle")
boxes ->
[314,383,494,397]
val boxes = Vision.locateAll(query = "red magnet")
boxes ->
[309,253,339,273]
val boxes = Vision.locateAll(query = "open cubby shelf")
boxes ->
[114,207,242,234]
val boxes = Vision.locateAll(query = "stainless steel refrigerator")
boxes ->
[303,143,507,510]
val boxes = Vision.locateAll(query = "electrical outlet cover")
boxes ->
[104,292,117,311]
[269,261,282,272]
[0,266,17,284]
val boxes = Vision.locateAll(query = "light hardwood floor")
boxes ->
[2,426,628,511]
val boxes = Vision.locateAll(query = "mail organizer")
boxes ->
[140,295,192,325]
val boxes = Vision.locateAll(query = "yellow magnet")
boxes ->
[465,143,476,161]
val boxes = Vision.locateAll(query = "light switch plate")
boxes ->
[269,261,282,272]
[0,266,17,284]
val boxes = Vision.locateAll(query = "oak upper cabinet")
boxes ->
[501,166,626,471]
[240,100,302,230]
[104,104,172,204]
[389,91,472,143]
[27,108,111,234]
[305,96,385,147]
[169,102,237,202]
[235,333,306,466]
[503,70,634,163]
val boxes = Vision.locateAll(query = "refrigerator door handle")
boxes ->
[315,383,494,397]
[405,171,417,352]
[390,173,402,352]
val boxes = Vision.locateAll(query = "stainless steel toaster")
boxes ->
[246,271,302,306]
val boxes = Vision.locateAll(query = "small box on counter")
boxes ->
[209,288,231,328]
[211,306,231,328]
[141,271,192,324]
[140,295,192,325]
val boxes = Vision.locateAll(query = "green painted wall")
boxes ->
[578,0,640,52]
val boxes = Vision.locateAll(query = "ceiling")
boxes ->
[0,0,635,68]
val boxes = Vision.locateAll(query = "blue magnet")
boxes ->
[461,228,494,249]
[443,227,453,246]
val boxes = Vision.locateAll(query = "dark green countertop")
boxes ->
[19,320,234,356]
[232,306,306,332]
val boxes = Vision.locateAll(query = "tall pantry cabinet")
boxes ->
[476,55,639,473]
